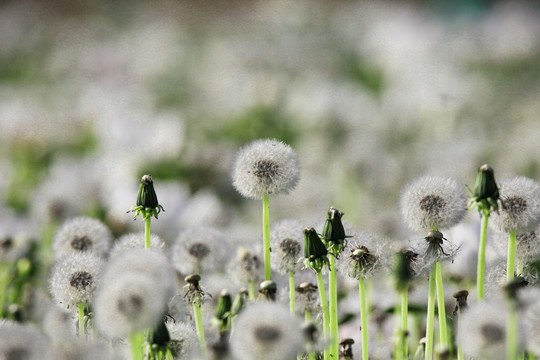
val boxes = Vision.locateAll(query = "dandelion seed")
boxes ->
[232,139,300,199]
[52,216,112,259]
[230,302,303,360]
[49,252,104,309]
[491,177,540,234]
[400,176,467,232]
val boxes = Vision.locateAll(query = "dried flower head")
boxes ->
[295,282,319,315]
[49,252,104,309]
[229,246,262,285]
[232,139,300,199]
[52,216,112,259]
[491,177,540,234]
[337,230,386,280]
[230,302,303,360]
[400,176,467,232]
[270,219,304,275]
[413,230,459,275]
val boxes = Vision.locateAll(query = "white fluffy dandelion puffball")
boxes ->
[232,139,300,199]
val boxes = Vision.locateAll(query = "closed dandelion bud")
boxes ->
[339,338,355,360]
[213,289,233,333]
[303,227,328,272]
[231,288,248,316]
[149,319,171,347]
[232,139,300,199]
[470,164,500,213]
[394,249,418,291]
[322,207,347,252]
[128,174,165,220]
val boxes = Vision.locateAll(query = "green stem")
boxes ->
[249,281,256,301]
[477,210,489,301]
[425,266,436,360]
[262,194,271,281]
[359,277,369,360]
[144,216,151,249]
[507,304,518,360]
[0,263,10,318]
[317,271,331,360]
[329,256,339,359]
[289,271,295,314]
[165,348,174,360]
[401,285,409,360]
[305,309,311,322]
[193,301,207,357]
[457,347,464,360]
[435,261,448,348]
[507,231,517,282]
[529,352,537,360]
[78,303,86,341]
[130,332,145,360]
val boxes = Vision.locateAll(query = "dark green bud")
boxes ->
[452,290,469,317]
[304,227,327,259]
[137,175,159,208]
[322,207,347,252]
[215,289,232,320]
[394,248,418,291]
[149,318,171,346]
[231,288,248,316]
[128,174,165,220]
[504,276,528,303]
[469,164,500,213]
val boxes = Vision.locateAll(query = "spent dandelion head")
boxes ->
[183,274,211,306]
[229,246,262,285]
[49,252,104,309]
[127,174,165,220]
[491,176,540,234]
[413,230,459,275]
[230,302,303,360]
[52,216,112,259]
[258,280,278,302]
[468,164,501,214]
[400,175,467,232]
[232,139,300,199]
[295,282,319,315]
[337,230,386,280]
[394,248,419,291]
[270,219,304,275]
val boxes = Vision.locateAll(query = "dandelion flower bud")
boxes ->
[232,139,300,199]
[49,252,104,309]
[52,216,112,259]
[270,219,304,275]
[491,177,540,234]
[469,164,501,213]
[400,175,467,232]
[322,207,348,252]
[303,227,329,273]
[456,300,510,360]
[128,174,165,220]
[230,302,303,360]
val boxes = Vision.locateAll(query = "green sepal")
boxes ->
[322,207,351,254]
[128,175,165,220]
[303,227,329,273]
[231,289,248,316]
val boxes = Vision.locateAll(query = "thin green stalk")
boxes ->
[305,309,311,322]
[289,271,295,314]
[401,285,409,360]
[507,231,517,282]
[529,352,537,360]
[248,281,256,301]
[477,210,489,301]
[130,332,145,360]
[144,216,151,249]
[457,347,464,360]
[329,256,339,360]
[435,261,448,347]
[359,277,369,360]
[507,305,518,360]
[425,267,436,360]
[317,271,330,360]
[165,348,174,360]
[0,263,10,318]
[78,303,86,341]
[193,301,207,357]
[262,194,271,281]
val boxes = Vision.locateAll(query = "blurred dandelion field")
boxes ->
[1,0,540,359]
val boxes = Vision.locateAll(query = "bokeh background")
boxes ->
[1,0,540,243]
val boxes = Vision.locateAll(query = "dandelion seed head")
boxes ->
[49,252,104,308]
[232,139,300,199]
[270,219,304,274]
[229,246,262,285]
[400,176,467,232]
[109,232,166,257]
[494,225,540,262]
[230,302,303,360]
[172,227,227,275]
[0,321,53,360]
[52,217,112,259]
[491,177,540,234]
[337,230,386,280]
